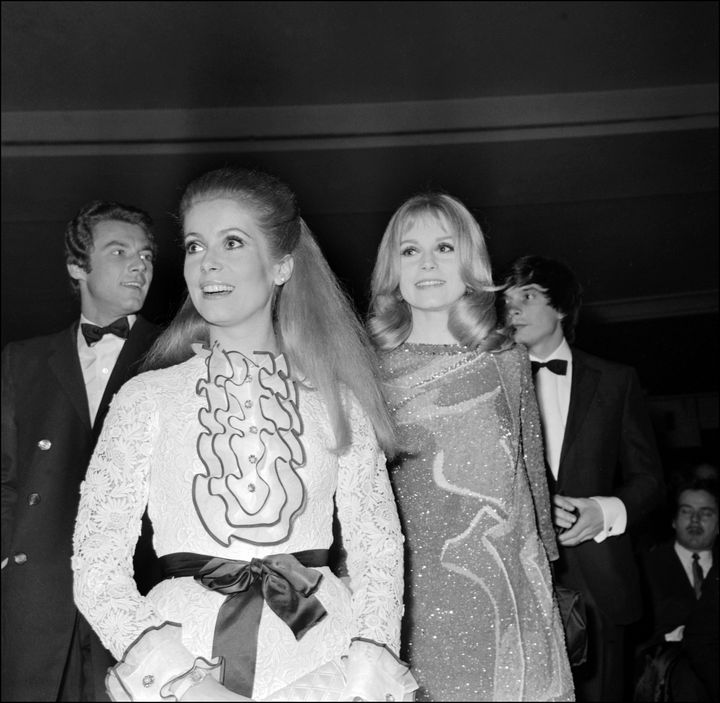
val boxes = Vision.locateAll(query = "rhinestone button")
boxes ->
[38,439,52,450]
[27,493,41,506]
[249,426,258,434]
[244,400,253,409]
[142,674,154,687]
[248,483,256,493]
[248,455,257,464]
[13,552,28,565]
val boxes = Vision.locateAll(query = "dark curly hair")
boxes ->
[65,200,155,294]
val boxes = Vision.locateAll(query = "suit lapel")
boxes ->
[48,323,92,431]
[92,316,158,441]
[556,351,600,486]
[670,547,697,600]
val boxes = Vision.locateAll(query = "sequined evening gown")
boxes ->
[379,342,574,701]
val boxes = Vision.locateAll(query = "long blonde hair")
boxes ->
[368,192,509,352]
[143,167,396,456]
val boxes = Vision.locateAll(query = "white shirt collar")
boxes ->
[529,337,572,364]
[675,541,713,560]
[80,313,136,328]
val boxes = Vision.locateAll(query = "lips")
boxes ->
[122,280,144,289]
[415,279,445,288]
[201,282,235,296]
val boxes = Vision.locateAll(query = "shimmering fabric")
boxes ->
[380,343,574,702]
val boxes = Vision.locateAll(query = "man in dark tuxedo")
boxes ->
[503,255,664,701]
[639,476,718,700]
[1,201,163,701]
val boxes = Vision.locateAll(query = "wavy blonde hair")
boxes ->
[368,192,510,352]
[143,167,396,456]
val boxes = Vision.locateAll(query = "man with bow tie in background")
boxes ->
[503,255,664,702]
[1,201,162,701]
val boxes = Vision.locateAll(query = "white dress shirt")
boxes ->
[674,541,713,587]
[530,338,627,543]
[663,542,714,641]
[77,314,135,424]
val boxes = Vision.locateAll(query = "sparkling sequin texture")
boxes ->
[380,343,574,702]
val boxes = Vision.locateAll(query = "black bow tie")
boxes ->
[531,359,568,376]
[81,317,130,346]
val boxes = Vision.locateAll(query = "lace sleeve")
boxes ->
[518,352,559,562]
[335,395,404,656]
[72,377,166,659]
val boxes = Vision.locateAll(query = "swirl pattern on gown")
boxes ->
[379,343,574,702]
[193,344,305,546]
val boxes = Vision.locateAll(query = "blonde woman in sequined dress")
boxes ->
[72,167,417,702]
[368,192,573,701]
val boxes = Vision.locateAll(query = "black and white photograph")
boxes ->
[2,3,717,702]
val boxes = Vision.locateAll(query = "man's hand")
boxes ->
[553,495,604,546]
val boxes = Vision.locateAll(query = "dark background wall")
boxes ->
[2,1,718,465]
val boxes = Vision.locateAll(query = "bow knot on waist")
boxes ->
[196,553,325,617]
[160,549,329,697]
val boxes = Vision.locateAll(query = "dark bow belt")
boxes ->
[160,549,329,697]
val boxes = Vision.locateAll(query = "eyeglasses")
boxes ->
[677,506,717,521]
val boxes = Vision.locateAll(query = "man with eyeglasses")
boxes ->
[639,474,718,700]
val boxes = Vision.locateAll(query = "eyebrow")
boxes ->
[399,235,455,244]
[504,284,542,295]
[183,227,251,240]
[100,239,152,251]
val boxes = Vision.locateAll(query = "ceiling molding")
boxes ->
[583,289,718,323]
[2,84,717,158]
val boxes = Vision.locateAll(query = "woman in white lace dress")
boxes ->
[72,167,416,701]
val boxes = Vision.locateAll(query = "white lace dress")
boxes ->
[72,346,404,700]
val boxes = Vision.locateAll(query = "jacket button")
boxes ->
[13,552,28,565]
[27,493,41,506]
[38,439,52,450]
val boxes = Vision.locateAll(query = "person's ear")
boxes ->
[274,255,294,285]
[67,263,87,282]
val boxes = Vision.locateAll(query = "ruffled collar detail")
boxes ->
[192,343,306,546]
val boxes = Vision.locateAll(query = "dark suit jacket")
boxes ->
[641,541,702,640]
[683,556,719,702]
[550,348,664,626]
[638,542,718,701]
[1,317,161,701]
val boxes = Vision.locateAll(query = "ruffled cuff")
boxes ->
[105,622,227,701]
[340,638,418,701]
